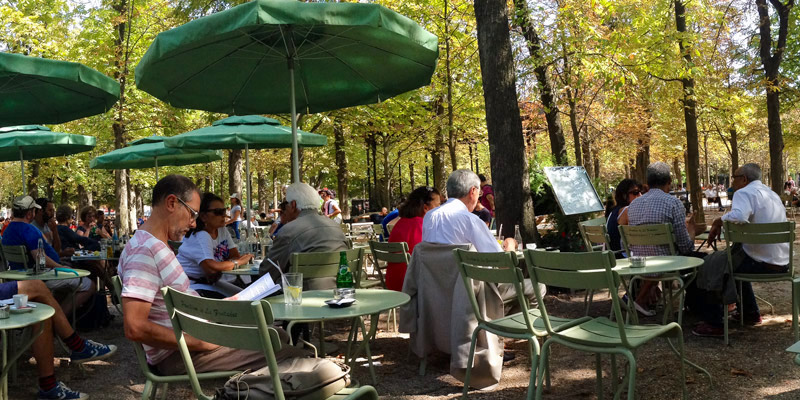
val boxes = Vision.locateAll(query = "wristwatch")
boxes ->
[233,260,239,268]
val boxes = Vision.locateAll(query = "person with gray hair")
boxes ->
[695,163,788,337]
[264,182,349,284]
[625,162,704,315]
[422,169,542,303]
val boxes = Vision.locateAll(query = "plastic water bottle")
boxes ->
[514,225,523,251]
[36,238,45,274]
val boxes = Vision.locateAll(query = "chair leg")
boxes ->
[675,333,689,400]
[462,328,480,398]
[623,351,637,400]
[610,354,618,396]
[141,380,154,400]
[793,281,800,341]
[724,300,730,346]
[418,356,427,376]
[738,281,744,328]
[595,353,604,400]
[536,341,553,400]
[157,383,168,400]
[526,337,540,400]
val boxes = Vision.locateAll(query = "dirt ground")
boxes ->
[7,209,800,399]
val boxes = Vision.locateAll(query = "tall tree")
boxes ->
[675,0,704,223]
[756,0,794,192]
[111,0,131,234]
[512,0,568,165]
[474,0,537,242]
[334,118,350,218]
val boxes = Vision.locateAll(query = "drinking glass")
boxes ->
[282,272,303,306]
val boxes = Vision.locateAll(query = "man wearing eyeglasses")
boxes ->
[118,175,268,375]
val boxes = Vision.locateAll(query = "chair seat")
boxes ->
[555,317,680,348]
[733,273,792,282]
[484,308,585,336]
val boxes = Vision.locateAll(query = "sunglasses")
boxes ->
[628,190,641,195]
[203,208,227,216]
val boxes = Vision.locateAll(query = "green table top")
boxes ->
[268,289,409,321]
[0,302,54,330]
[614,256,703,276]
[222,267,260,276]
[0,268,90,281]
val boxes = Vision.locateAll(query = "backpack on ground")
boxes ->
[215,357,351,400]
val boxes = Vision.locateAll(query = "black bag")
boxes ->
[75,292,114,331]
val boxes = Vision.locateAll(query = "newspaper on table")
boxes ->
[236,258,283,301]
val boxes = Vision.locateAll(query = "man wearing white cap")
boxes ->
[1,195,95,317]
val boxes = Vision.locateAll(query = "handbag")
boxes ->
[215,357,351,400]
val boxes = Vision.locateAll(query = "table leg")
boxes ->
[2,323,45,400]
[346,314,380,385]
[2,330,6,400]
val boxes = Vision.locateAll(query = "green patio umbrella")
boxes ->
[165,115,327,234]
[135,0,438,182]
[0,125,96,189]
[0,52,120,127]
[90,135,223,180]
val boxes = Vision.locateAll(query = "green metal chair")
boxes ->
[453,249,589,400]
[161,286,379,400]
[579,217,610,252]
[723,220,797,345]
[290,248,365,354]
[371,224,385,242]
[111,277,237,400]
[524,249,689,400]
[368,241,410,332]
[619,223,687,324]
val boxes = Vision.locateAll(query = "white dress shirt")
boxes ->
[722,180,789,265]
[422,198,502,252]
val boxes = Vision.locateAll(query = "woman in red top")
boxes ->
[385,186,442,291]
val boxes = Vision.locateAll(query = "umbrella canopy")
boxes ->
[163,115,327,149]
[135,0,438,181]
[166,115,327,237]
[90,135,223,180]
[0,52,120,127]
[0,125,96,188]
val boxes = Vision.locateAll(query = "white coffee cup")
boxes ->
[13,294,28,308]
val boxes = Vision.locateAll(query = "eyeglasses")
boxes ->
[202,208,226,216]
[175,196,198,219]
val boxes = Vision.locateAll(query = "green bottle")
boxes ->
[336,251,354,288]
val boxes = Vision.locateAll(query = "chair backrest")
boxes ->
[724,220,796,275]
[162,286,283,400]
[372,224,385,241]
[340,223,351,236]
[619,223,677,255]
[2,244,29,269]
[369,241,410,288]
[453,249,538,334]
[0,244,8,270]
[524,249,630,345]
[579,217,610,252]
[386,223,395,235]
[291,248,364,283]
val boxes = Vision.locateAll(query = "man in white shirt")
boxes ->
[423,169,542,302]
[696,163,788,335]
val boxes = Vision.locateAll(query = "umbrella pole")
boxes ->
[289,60,300,183]
[245,144,252,239]
[19,149,25,194]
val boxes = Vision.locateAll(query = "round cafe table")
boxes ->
[0,269,90,327]
[0,302,54,400]
[267,289,410,384]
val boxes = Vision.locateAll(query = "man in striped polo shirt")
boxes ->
[118,175,267,375]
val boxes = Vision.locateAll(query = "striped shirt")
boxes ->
[118,230,196,365]
[627,188,693,256]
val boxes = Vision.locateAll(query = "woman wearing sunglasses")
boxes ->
[176,192,254,298]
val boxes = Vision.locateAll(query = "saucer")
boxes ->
[324,298,355,308]
[10,306,33,313]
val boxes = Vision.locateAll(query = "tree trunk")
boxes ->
[60,186,68,205]
[432,97,448,196]
[730,125,739,174]
[632,138,650,185]
[228,149,243,199]
[512,0,568,165]
[46,177,54,200]
[111,0,130,234]
[581,129,593,177]
[673,158,682,188]
[675,0,704,223]
[568,96,582,166]
[409,163,415,189]
[475,0,538,243]
[257,171,267,214]
[77,185,88,211]
[444,0,458,171]
[593,153,600,179]
[381,134,391,207]
[756,0,793,193]
[334,119,349,218]
[27,160,39,197]
[703,133,709,186]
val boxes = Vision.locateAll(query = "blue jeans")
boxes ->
[227,221,240,240]
[703,249,787,326]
